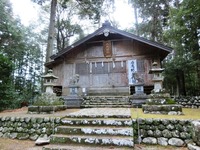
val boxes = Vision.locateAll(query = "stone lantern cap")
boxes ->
[149,62,164,74]
[149,68,164,74]
[42,69,58,79]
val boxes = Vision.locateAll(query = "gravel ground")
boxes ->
[67,108,131,117]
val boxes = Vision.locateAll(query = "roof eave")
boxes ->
[51,24,172,60]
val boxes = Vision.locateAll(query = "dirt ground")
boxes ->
[0,138,188,150]
[0,107,79,118]
[0,138,42,150]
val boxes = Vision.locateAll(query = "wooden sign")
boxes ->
[103,41,112,58]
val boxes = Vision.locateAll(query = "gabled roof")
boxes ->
[50,21,172,60]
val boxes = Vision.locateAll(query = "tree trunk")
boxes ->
[133,5,139,36]
[176,69,186,96]
[194,32,200,95]
[45,0,57,70]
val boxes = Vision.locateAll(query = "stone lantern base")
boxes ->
[142,104,183,115]
[142,92,183,115]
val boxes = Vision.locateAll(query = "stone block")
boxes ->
[157,137,168,146]
[28,105,66,114]
[188,143,200,150]
[39,106,53,113]
[35,135,50,145]
[191,121,200,146]
[142,104,183,114]
[28,106,39,113]
[168,138,184,147]
[17,133,29,140]
[142,137,157,144]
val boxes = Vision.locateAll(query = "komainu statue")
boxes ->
[132,72,144,83]
[69,74,79,85]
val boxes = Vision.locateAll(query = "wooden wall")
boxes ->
[52,39,160,96]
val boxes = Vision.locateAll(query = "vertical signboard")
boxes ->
[128,60,137,85]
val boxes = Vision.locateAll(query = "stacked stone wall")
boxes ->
[133,118,193,146]
[175,96,200,108]
[0,116,61,140]
[0,116,199,147]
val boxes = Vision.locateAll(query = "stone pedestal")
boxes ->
[134,84,145,95]
[63,85,82,108]
[142,93,183,115]
[142,104,183,115]
[130,84,148,107]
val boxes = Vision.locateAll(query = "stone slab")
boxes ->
[142,104,183,115]
[63,96,83,108]
[66,108,131,118]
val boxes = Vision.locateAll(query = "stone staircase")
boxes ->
[81,96,131,108]
[43,108,134,150]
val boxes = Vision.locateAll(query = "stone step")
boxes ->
[82,102,130,105]
[83,100,129,102]
[81,105,131,108]
[43,144,133,150]
[49,134,134,148]
[90,99,129,101]
[61,118,132,126]
[56,126,133,136]
[84,96,129,98]
[82,101,130,104]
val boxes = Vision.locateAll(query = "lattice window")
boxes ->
[137,60,145,72]
[75,63,89,75]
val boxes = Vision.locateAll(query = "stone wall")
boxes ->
[0,116,61,140]
[191,121,200,146]
[0,116,198,147]
[175,96,200,108]
[133,118,193,146]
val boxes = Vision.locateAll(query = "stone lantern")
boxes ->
[142,62,183,115]
[42,69,58,94]
[149,62,164,93]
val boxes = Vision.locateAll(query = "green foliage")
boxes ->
[33,93,63,106]
[129,0,200,96]
[56,1,84,51]
[0,54,15,111]
[166,98,176,104]
[0,0,44,110]
[129,0,171,42]
[163,0,200,96]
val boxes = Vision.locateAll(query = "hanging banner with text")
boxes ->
[128,60,137,85]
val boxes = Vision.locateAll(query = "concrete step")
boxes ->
[56,126,133,136]
[61,118,132,127]
[49,134,134,148]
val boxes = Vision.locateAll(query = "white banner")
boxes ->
[128,60,137,85]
